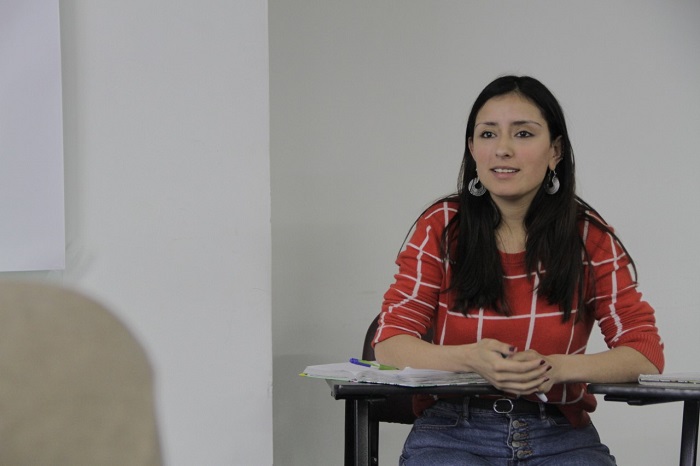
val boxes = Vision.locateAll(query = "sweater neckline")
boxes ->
[499,249,526,266]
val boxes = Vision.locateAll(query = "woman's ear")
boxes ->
[468,137,474,155]
[550,136,563,170]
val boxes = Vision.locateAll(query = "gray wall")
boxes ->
[271,1,700,464]
[5,1,273,464]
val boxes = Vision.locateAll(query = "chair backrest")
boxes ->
[362,314,432,424]
[0,280,162,466]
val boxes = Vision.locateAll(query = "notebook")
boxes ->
[300,362,489,387]
[638,372,700,388]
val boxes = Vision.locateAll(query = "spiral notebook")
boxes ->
[638,372,700,388]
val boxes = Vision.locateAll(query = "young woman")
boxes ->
[373,75,664,465]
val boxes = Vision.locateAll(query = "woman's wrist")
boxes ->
[546,348,657,385]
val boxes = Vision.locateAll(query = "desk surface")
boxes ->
[328,379,499,399]
[588,383,700,402]
[330,381,700,400]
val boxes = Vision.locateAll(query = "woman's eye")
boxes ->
[516,130,533,138]
[479,131,495,138]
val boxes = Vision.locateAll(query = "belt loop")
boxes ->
[537,401,547,420]
[463,396,472,420]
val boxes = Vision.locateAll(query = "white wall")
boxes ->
[270,1,700,464]
[5,1,272,465]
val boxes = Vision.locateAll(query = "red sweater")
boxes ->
[374,201,664,427]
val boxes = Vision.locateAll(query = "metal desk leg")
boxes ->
[345,398,379,466]
[680,400,700,466]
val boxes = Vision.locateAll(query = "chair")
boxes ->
[0,280,162,466]
[359,314,434,462]
[362,314,422,425]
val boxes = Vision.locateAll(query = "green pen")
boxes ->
[349,358,398,370]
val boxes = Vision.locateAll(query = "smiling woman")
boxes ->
[372,75,664,466]
[468,93,561,220]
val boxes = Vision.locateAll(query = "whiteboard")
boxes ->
[0,0,64,271]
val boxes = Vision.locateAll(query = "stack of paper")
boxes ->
[300,362,489,387]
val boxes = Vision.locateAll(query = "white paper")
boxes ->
[0,0,65,271]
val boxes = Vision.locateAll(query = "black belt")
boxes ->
[440,396,560,416]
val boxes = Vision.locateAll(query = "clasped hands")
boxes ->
[466,338,557,397]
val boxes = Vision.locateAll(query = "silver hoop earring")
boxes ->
[544,169,560,195]
[468,176,486,196]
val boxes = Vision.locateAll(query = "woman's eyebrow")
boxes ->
[512,120,543,127]
[475,120,543,128]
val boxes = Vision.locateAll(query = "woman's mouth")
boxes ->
[492,168,518,173]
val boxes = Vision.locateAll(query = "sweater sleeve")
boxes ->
[585,220,665,372]
[373,202,455,345]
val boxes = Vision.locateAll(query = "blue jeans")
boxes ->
[399,399,616,465]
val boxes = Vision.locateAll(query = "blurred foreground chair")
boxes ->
[0,280,161,466]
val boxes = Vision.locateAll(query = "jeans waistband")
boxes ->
[440,396,559,416]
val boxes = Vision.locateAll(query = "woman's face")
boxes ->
[468,93,561,211]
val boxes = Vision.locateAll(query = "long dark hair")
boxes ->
[441,75,633,322]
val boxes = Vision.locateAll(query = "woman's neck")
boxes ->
[495,202,528,254]
[496,223,526,253]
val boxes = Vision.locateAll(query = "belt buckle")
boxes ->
[492,398,514,414]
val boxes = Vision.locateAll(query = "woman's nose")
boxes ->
[495,137,513,157]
